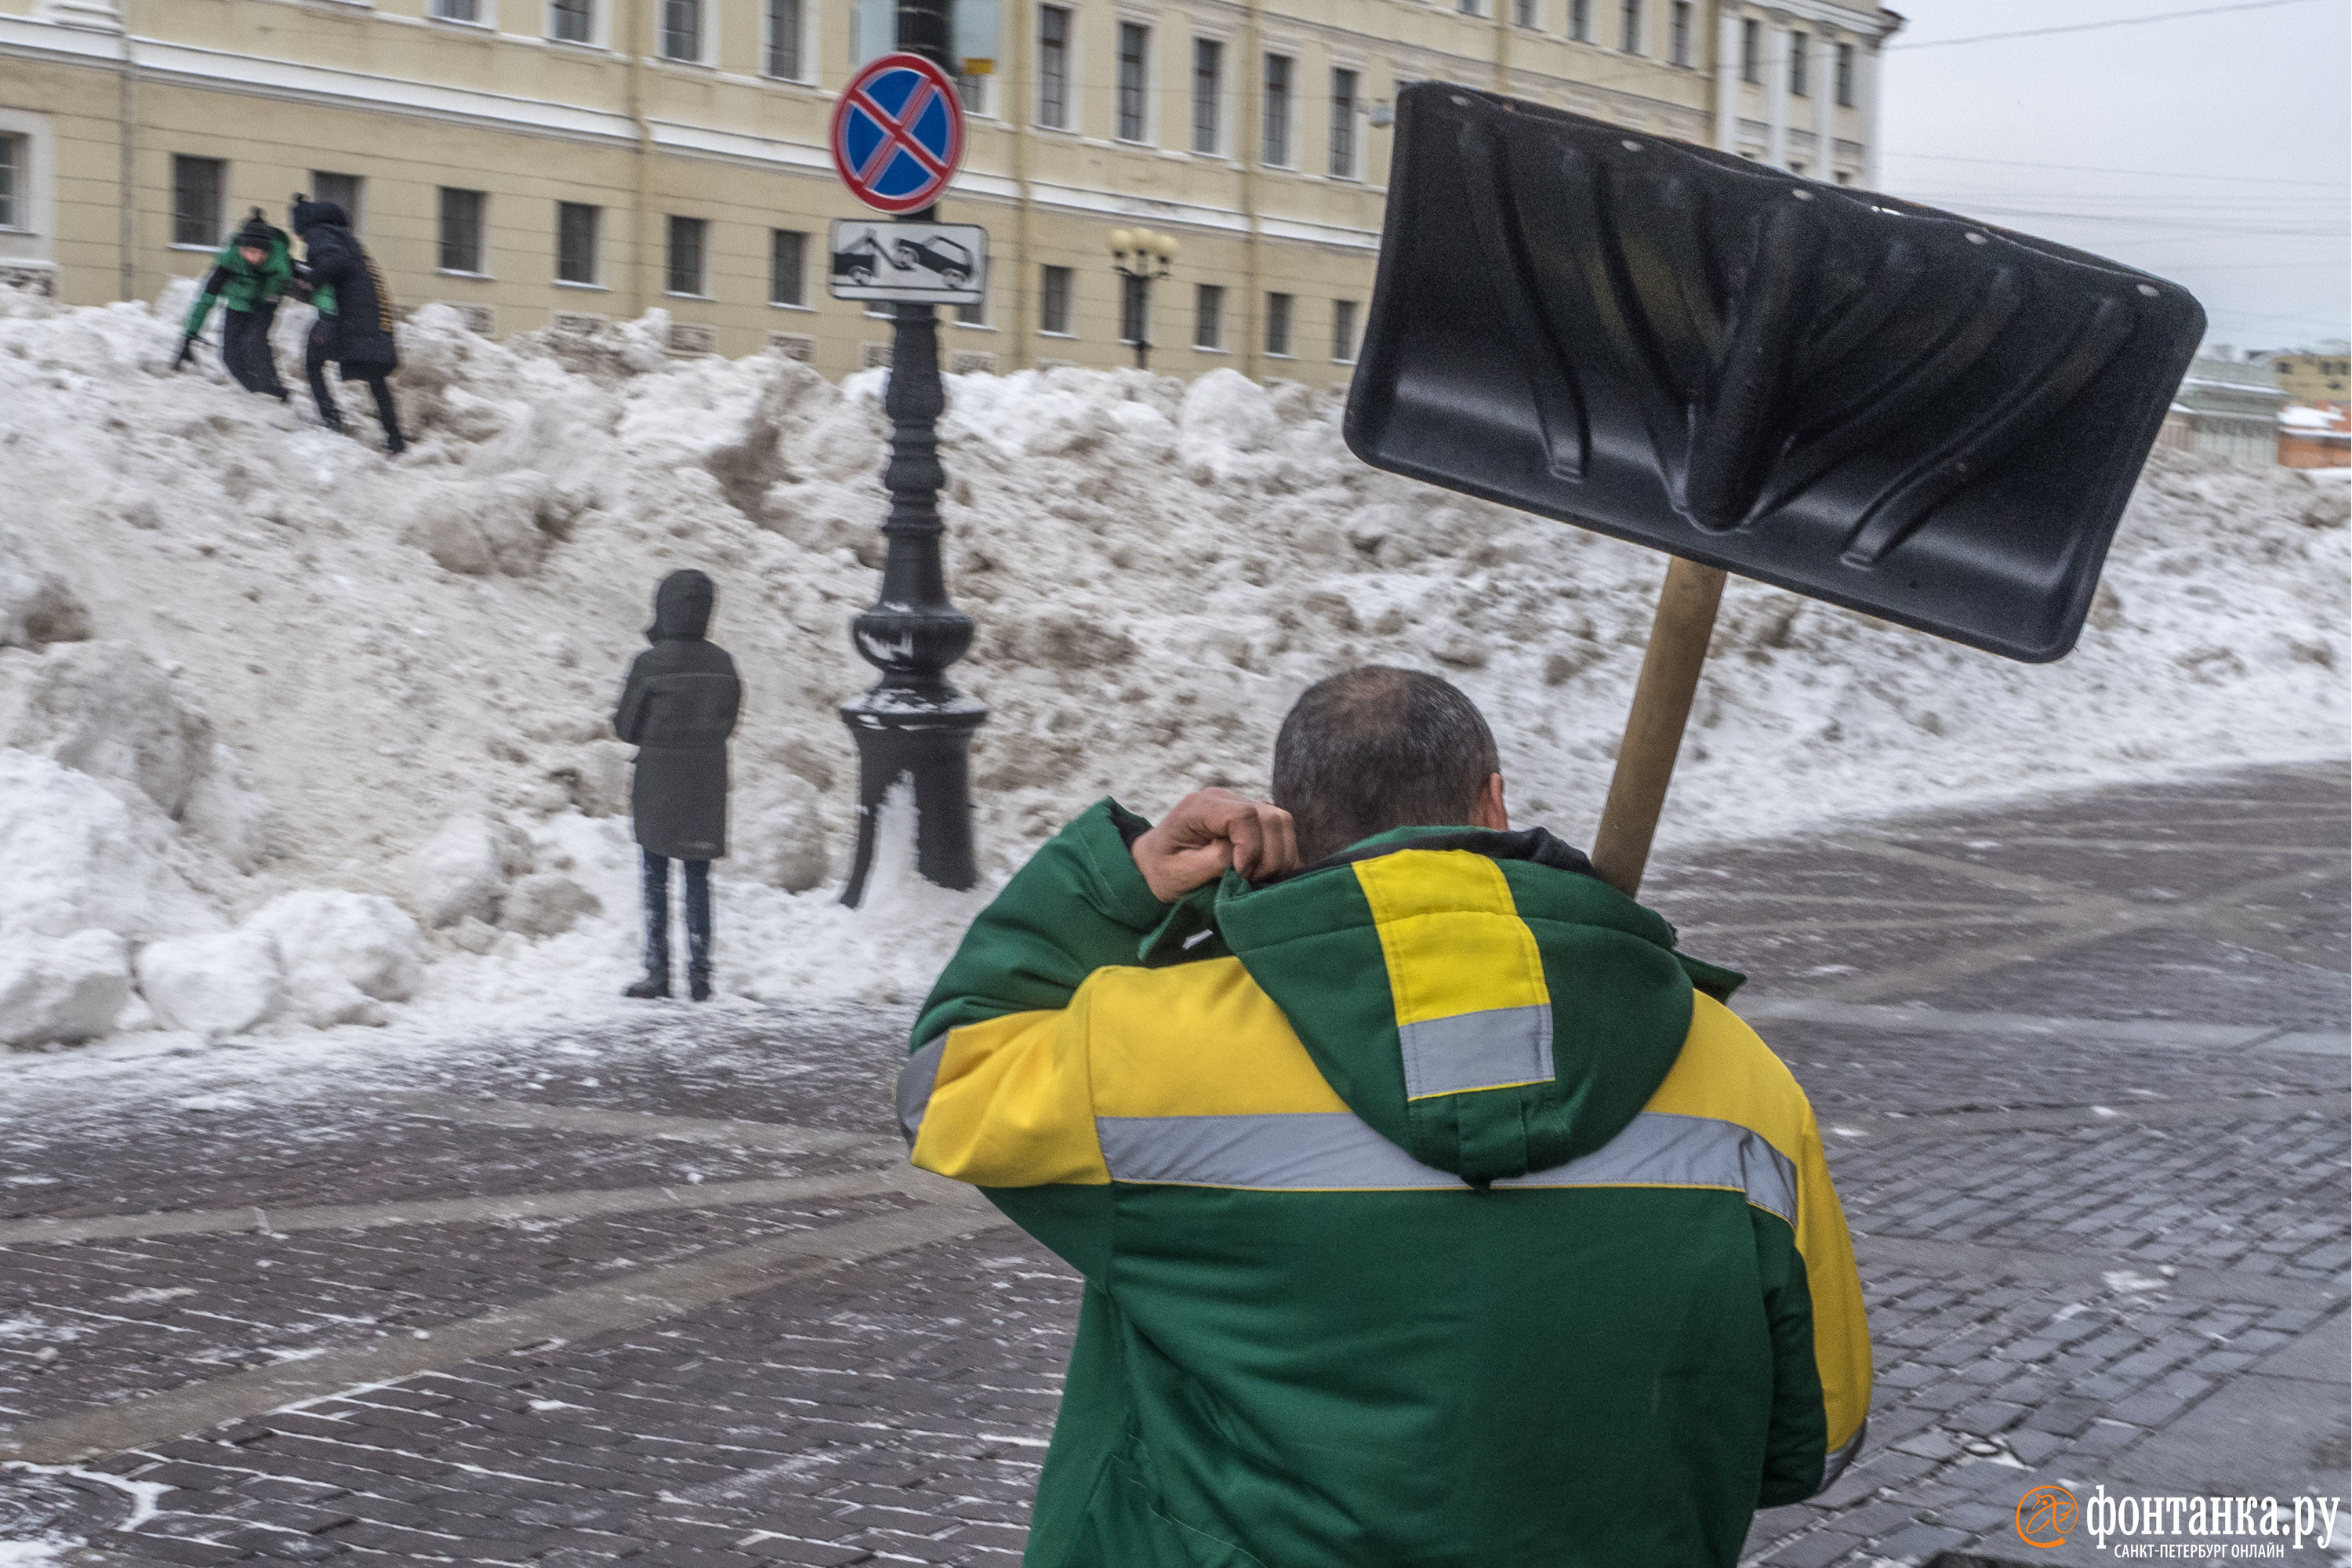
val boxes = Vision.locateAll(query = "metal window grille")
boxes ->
[1039,7,1070,129]
[1265,291,1291,357]
[1669,0,1690,65]
[1835,42,1853,107]
[666,215,706,296]
[1192,38,1221,153]
[1117,23,1149,142]
[770,229,805,306]
[661,0,701,60]
[0,137,16,230]
[1328,68,1357,177]
[767,0,800,76]
[172,155,223,248]
[1261,53,1291,166]
[1618,0,1640,53]
[438,187,486,273]
[1040,265,1073,335]
[310,172,361,232]
[550,0,592,42]
[1570,0,1589,42]
[557,202,599,284]
[1195,283,1223,349]
[1789,31,1808,96]
[1740,17,1759,81]
[1331,299,1357,362]
[1119,273,1147,344]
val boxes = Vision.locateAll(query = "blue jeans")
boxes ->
[641,849,712,979]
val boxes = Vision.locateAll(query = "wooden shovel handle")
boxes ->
[1590,556,1728,899]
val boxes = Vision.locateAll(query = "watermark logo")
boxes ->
[2018,1485,2078,1548]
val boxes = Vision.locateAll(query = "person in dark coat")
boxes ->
[178,209,295,400]
[288,194,407,455]
[612,570,742,1000]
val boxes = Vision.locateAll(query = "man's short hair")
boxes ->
[1272,666,1500,866]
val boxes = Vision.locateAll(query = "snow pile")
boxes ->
[0,280,2344,1047]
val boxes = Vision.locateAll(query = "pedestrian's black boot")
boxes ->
[688,972,712,1003]
[623,971,670,1000]
[385,429,407,456]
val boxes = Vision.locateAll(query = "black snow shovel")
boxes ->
[1344,83,2205,896]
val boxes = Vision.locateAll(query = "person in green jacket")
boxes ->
[899,665,1872,1568]
[176,209,294,401]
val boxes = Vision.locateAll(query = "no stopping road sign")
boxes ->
[832,53,965,215]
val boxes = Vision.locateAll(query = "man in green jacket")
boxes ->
[899,665,1872,1568]
[177,210,294,401]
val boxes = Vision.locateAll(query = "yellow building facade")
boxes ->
[0,0,1896,383]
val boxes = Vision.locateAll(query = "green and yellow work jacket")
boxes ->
[902,801,1872,1568]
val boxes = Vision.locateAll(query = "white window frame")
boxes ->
[1114,19,1154,145]
[1037,5,1079,132]
[556,201,601,288]
[1327,63,1362,180]
[656,0,715,66]
[430,0,496,27]
[1261,50,1294,169]
[763,0,812,81]
[547,0,603,46]
[0,111,57,274]
[1189,31,1229,157]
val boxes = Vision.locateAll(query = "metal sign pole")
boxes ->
[837,9,986,906]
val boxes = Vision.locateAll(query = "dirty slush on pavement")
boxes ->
[2,761,2346,1568]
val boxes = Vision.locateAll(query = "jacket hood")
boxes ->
[648,569,714,641]
[1202,826,1742,1186]
[290,198,350,237]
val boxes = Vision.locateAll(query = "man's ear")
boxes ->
[1471,772,1508,832]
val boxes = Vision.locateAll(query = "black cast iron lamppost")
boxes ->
[1109,227,1178,370]
[837,0,986,906]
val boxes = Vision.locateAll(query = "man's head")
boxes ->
[236,211,274,268]
[1272,666,1502,866]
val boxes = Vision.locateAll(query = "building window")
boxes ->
[438,187,486,273]
[1570,0,1590,42]
[172,154,223,248]
[1117,23,1149,143]
[1192,38,1222,153]
[1329,69,1359,178]
[1833,169,1851,186]
[1789,31,1809,96]
[1331,299,1357,363]
[1261,53,1292,167]
[661,0,702,61]
[770,229,805,306]
[1457,0,1479,16]
[1265,292,1292,357]
[1513,0,1537,26]
[0,136,18,230]
[1119,273,1147,346]
[432,0,481,20]
[1040,264,1073,334]
[1740,17,1759,82]
[1195,282,1223,350]
[550,0,593,42]
[1835,42,1854,107]
[1618,0,1640,54]
[1669,0,1690,65]
[956,292,987,326]
[666,215,706,295]
[1038,6,1071,129]
[557,201,598,284]
[310,171,361,232]
[765,0,801,77]
[958,71,989,114]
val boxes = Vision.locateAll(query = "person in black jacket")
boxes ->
[288,194,407,455]
[612,571,742,1000]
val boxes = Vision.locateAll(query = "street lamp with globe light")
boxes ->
[1108,227,1178,369]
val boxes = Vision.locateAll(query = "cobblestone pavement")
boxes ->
[2,762,2344,1568]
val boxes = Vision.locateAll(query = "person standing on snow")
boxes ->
[287,194,407,455]
[612,570,742,1001]
[896,665,1872,1568]
[176,209,294,401]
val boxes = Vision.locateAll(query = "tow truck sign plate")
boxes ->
[826,220,989,304]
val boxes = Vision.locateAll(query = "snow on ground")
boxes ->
[0,281,2345,1054]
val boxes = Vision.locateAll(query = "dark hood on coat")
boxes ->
[648,570,715,641]
[290,198,350,237]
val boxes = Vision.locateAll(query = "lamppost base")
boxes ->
[838,694,989,906]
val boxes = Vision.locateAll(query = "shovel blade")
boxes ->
[1344,85,2206,663]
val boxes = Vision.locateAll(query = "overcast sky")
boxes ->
[1875,0,2350,352]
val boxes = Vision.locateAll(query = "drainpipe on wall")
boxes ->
[1241,0,1262,380]
[1010,1,1032,368]
[117,0,136,303]
[1713,3,1740,154]
[628,0,653,321]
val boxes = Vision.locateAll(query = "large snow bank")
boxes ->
[0,281,2344,1046]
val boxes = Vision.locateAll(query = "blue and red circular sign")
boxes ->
[831,53,965,215]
